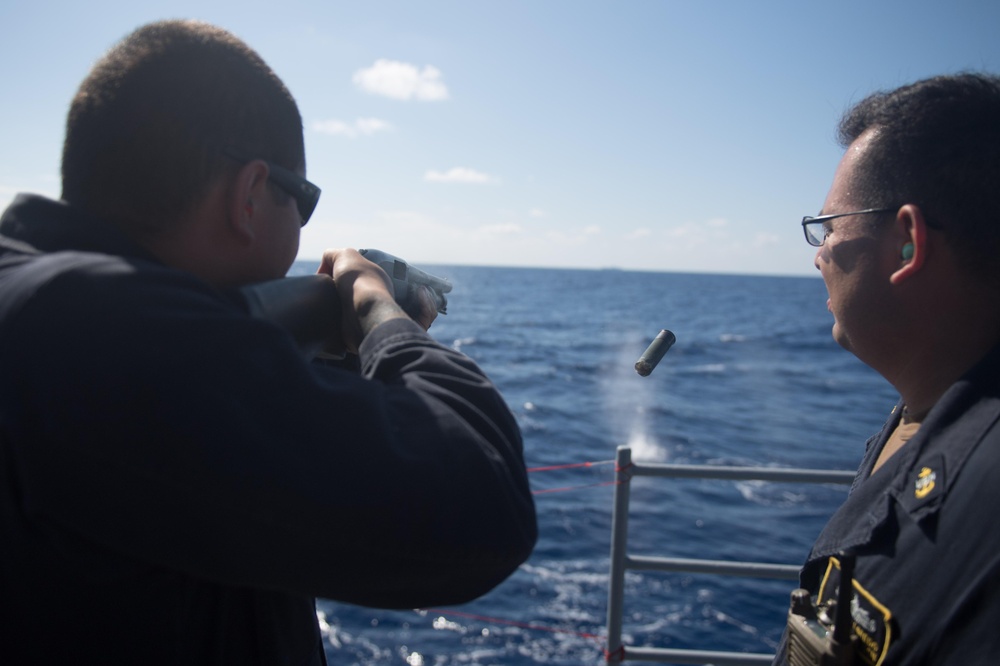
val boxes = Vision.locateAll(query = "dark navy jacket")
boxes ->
[774,344,1000,664]
[0,194,536,665]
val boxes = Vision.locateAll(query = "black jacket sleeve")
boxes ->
[2,252,536,609]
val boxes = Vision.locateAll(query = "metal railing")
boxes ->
[605,446,856,664]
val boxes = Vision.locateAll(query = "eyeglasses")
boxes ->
[223,149,321,226]
[801,207,897,247]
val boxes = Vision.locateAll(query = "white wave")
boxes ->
[712,609,760,636]
[734,479,806,506]
[690,363,727,374]
[432,615,467,634]
[519,561,609,586]
[627,429,667,462]
[451,336,476,352]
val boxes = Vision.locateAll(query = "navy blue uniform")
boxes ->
[0,194,536,665]
[774,345,1000,664]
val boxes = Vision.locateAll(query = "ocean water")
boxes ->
[288,261,898,665]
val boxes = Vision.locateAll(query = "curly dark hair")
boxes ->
[837,73,1000,281]
[61,20,304,234]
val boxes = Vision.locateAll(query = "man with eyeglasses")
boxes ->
[0,20,536,666]
[774,73,1000,665]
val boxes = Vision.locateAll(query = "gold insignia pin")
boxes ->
[915,466,936,499]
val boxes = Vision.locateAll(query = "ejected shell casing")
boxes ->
[635,329,676,376]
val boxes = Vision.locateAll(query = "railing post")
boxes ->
[605,445,633,663]
[601,458,852,664]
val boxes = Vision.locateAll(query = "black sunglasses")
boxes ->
[224,149,321,226]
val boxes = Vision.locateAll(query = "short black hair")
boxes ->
[61,20,304,234]
[837,73,1000,280]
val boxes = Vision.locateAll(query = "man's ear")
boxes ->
[890,204,929,285]
[227,160,270,244]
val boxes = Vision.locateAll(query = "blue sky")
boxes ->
[2,1,998,276]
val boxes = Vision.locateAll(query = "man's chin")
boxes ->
[831,323,853,352]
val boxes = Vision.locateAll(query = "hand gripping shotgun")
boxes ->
[239,249,452,358]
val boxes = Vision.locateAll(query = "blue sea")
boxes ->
[288,261,898,665]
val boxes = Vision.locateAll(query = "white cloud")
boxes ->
[528,208,546,218]
[666,218,731,244]
[356,118,392,134]
[296,208,809,275]
[424,167,496,184]
[540,225,604,247]
[626,227,652,240]
[312,117,393,138]
[353,59,449,101]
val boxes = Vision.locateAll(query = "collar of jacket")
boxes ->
[806,344,1000,562]
[0,193,159,265]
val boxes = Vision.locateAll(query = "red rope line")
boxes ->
[615,461,635,480]
[526,460,614,473]
[604,644,627,662]
[527,459,625,495]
